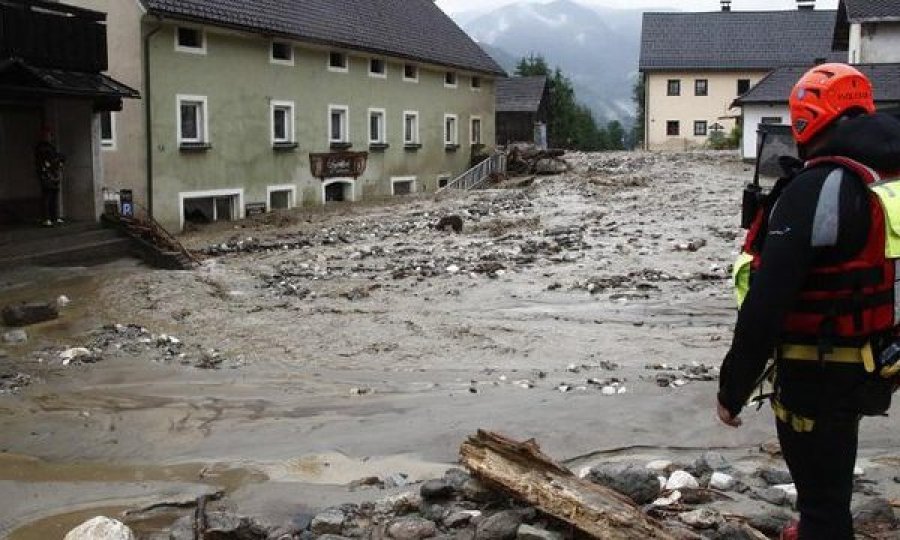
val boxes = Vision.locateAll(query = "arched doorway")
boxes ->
[322,178,354,203]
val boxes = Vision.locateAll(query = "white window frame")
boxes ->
[369,57,387,79]
[271,100,295,144]
[266,184,297,211]
[403,111,420,144]
[403,63,419,83]
[471,76,482,91]
[321,178,355,204]
[328,105,349,144]
[470,115,482,145]
[444,71,458,88]
[444,113,459,145]
[270,41,294,65]
[437,174,451,189]
[176,94,209,145]
[174,26,206,55]
[391,176,416,196]
[328,51,349,73]
[178,188,244,231]
[368,108,386,144]
[100,110,116,151]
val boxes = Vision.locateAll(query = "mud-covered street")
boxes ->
[2,151,898,538]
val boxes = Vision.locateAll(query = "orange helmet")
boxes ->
[789,63,875,145]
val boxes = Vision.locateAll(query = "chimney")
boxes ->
[797,0,815,10]
[721,0,732,12]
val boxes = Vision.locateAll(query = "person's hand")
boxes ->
[717,401,743,428]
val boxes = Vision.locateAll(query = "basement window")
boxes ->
[182,194,238,226]
[392,177,415,196]
[268,186,296,210]
[438,174,451,189]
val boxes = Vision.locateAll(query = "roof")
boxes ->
[0,59,140,100]
[496,76,547,113]
[141,0,505,76]
[733,63,900,106]
[639,9,842,71]
[843,0,900,22]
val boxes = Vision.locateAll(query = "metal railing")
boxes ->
[439,151,507,192]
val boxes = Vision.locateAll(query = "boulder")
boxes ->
[63,517,135,540]
[2,302,58,327]
[387,517,437,540]
[709,472,735,491]
[693,452,731,475]
[853,497,898,534]
[444,510,481,529]
[421,479,455,500]
[311,508,346,535]
[710,523,769,540]
[678,508,722,530]
[588,463,661,505]
[461,478,501,503]
[759,468,792,486]
[475,510,525,540]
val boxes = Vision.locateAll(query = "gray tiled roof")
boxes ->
[142,0,505,76]
[640,10,841,71]
[733,63,900,105]
[496,76,547,113]
[844,0,900,22]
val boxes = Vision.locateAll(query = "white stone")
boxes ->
[617,386,627,394]
[854,466,865,477]
[709,472,735,491]
[446,265,460,274]
[652,490,681,507]
[658,476,667,490]
[679,508,721,530]
[601,386,616,396]
[646,460,671,473]
[60,348,92,361]
[666,470,699,491]
[64,517,135,540]
[57,295,71,308]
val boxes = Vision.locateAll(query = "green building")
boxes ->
[70,0,504,230]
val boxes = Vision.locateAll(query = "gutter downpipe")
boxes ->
[143,17,163,218]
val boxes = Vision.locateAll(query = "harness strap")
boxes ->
[779,342,876,372]
[772,399,816,433]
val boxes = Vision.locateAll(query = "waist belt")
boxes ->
[779,342,876,372]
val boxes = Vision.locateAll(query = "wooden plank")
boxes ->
[459,430,675,540]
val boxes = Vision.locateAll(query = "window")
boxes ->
[271,101,295,144]
[100,111,115,150]
[694,79,708,96]
[179,189,244,230]
[392,177,415,196]
[369,108,386,144]
[369,58,386,78]
[438,175,451,189]
[471,76,482,90]
[470,116,482,145]
[177,95,208,145]
[267,185,296,211]
[666,120,680,136]
[403,64,419,82]
[694,121,708,136]
[329,105,349,144]
[271,41,293,65]
[761,116,783,125]
[737,79,751,95]
[329,51,348,72]
[403,111,419,144]
[175,27,205,54]
[444,114,458,146]
[667,79,681,96]
[445,71,458,88]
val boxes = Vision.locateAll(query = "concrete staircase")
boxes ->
[0,222,135,269]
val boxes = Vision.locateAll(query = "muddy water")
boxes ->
[2,152,900,536]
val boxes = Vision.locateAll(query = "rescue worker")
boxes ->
[34,126,65,226]
[718,63,900,540]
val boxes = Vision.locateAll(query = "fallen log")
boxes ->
[459,430,675,539]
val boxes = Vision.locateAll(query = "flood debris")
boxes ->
[2,301,59,327]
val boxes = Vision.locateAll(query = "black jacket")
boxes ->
[719,113,900,418]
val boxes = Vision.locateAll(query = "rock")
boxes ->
[444,510,481,529]
[709,472,735,491]
[755,487,787,506]
[311,508,346,535]
[694,452,731,475]
[588,463,661,505]
[63,517,135,540]
[759,468,792,486]
[387,516,437,540]
[2,302,58,327]
[746,512,792,537]
[516,524,562,540]
[534,158,567,175]
[852,497,898,534]
[317,536,352,540]
[461,478,500,503]
[710,523,769,540]
[374,491,422,515]
[678,508,722,530]
[645,460,672,473]
[60,347,97,365]
[652,491,682,507]
[665,470,700,491]
[203,512,265,538]
[385,472,411,488]
[2,329,27,344]
[475,510,524,540]
[57,295,71,308]
[772,484,797,506]
[436,216,464,234]
[421,504,447,522]
[442,468,471,490]
[421,479,455,500]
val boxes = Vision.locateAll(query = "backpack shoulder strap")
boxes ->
[805,156,882,185]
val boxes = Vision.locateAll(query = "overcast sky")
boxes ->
[436,0,840,15]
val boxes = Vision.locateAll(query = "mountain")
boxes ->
[459,0,646,126]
